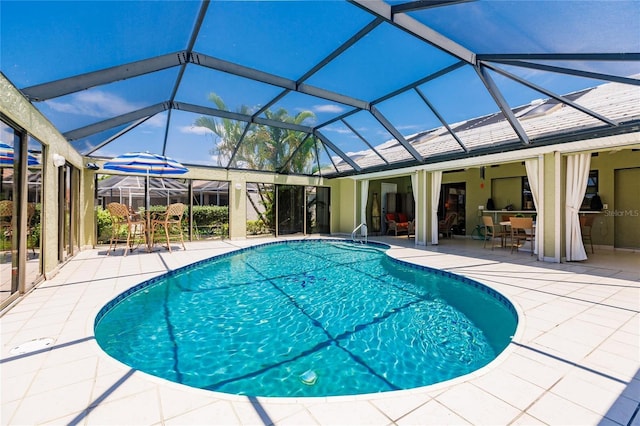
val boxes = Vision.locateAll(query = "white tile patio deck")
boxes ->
[1,236,638,425]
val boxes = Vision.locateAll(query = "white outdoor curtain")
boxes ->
[431,171,442,244]
[360,180,369,236]
[565,153,591,261]
[525,158,540,255]
[411,173,418,240]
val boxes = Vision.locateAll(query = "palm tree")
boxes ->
[195,93,316,231]
[194,93,252,168]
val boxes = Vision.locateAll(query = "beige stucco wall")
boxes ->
[329,178,356,235]
[578,148,640,247]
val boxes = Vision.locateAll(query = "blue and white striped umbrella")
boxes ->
[0,143,39,166]
[103,152,187,211]
[103,152,187,176]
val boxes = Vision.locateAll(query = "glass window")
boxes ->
[247,183,274,237]
[26,136,44,292]
[192,180,229,240]
[307,186,330,234]
[60,164,80,262]
[1,121,19,306]
[522,177,534,211]
[277,185,305,236]
[582,170,599,210]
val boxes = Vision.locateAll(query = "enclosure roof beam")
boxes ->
[22,53,184,101]
[414,87,468,153]
[482,62,619,126]
[225,122,252,170]
[174,101,315,133]
[162,0,211,155]
[482,59,640,86]
[194,52,369,110]
[64,102,170,141]
[372,60,466,105]
[477,53,640,61]
[86,116,154,155]
[314,130,361,172]
[277,134,312,174]
[391,0,472,14]
[475,64,530,144]
[350,0,475,64]
[370,105,424,161]
[341,119,389,164]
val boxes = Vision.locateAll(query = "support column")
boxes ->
[229,180,246,240]
[425,172,434,245]
[415,170,428,246]
[541,151,561,262]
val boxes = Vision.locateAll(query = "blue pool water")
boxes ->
[94,240,518,397]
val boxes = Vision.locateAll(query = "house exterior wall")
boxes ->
[588,149,640,247]
[329,178,356,236]
[329,139,639,261]
[1,73,86,277]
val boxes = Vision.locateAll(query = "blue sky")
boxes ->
[1,0,638,168]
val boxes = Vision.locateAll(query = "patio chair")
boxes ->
[438,213,457,239]
[385,213,410,236]
[580,215,595,254]
[106,202,145,256]
[482,215,507,250]
[509,216,535,255]
[150,203,186,252]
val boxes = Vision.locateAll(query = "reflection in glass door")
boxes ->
[245,184,330,238]
[277,185,304,236]
[59,164,79,262]
[0,123,44,309]
[0,122,19,306]
[25,136,43,292]
[440,182,466,235]
[246,183,274,237]
[306,186,330,234]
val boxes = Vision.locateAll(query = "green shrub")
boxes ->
[97,204,230,243]
[191,206,229,239]
[192,205,229,226]
[215,223,229,237]
[246,219,269,235]
[96,207,113,243]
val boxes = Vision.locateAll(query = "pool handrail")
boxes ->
[351,223,368,244]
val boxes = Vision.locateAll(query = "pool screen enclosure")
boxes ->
[0,0,637,179]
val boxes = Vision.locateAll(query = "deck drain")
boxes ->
[10,338,55,355]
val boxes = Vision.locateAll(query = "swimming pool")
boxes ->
[95,239,518,397]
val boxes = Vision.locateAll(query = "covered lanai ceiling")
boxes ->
[2,0,639,177]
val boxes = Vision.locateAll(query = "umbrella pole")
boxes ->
[145,170,151,251]
[145,169,150,212]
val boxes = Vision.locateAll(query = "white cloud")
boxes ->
[313,104,345,113]
[46,90,142,118]
[179,125,213,135]
[142,114,167,128]
[396,124,420,131]
[321,125,354,135]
